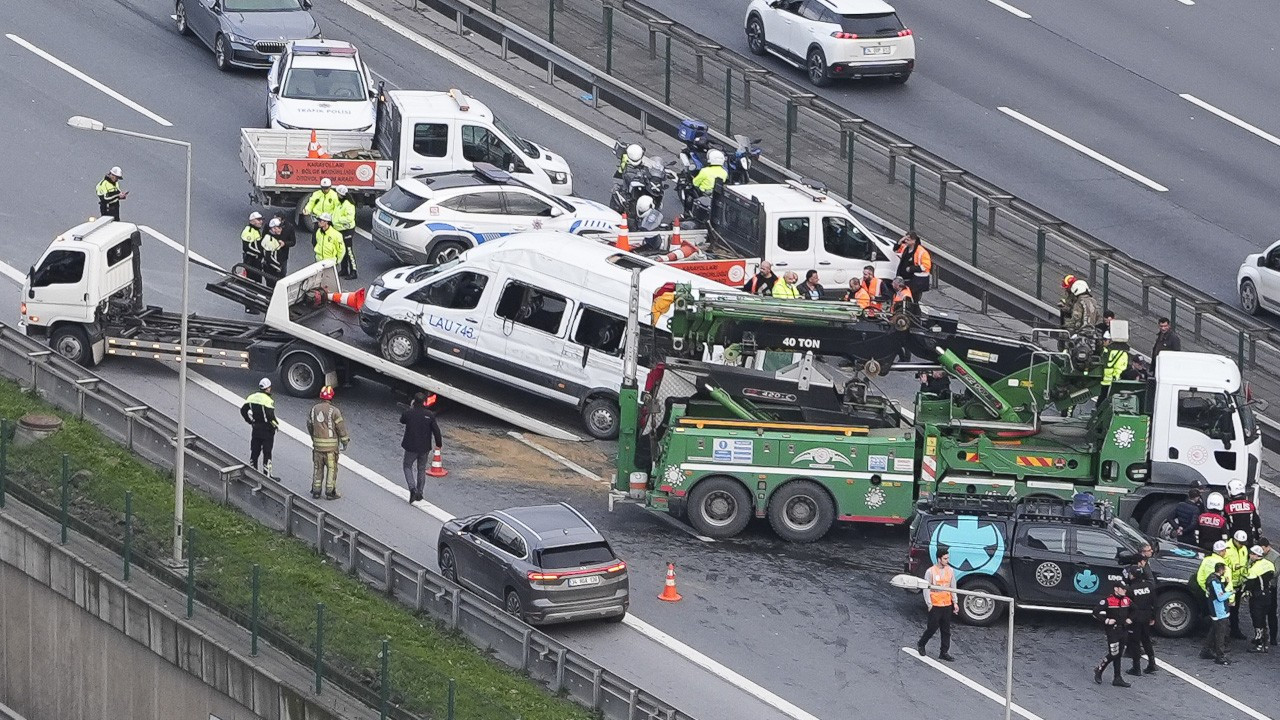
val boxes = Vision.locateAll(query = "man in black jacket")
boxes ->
[1094,583,1133,687]
[268,214,298,273]
[1172,488,1203,545]
[1125,562,1159,675]
[401,393,443,503]
[240,378,279,479]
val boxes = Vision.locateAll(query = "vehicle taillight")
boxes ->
[19,303,26,315]
[831,31,858,39]
[604,561,627,573]
[898,29,912,37]
[528,571,560,582]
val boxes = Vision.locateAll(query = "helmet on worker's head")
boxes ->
[109,166,123,178]
[1070,279,1090,296]
[1227,479,1246,498]
[320,178,332,189]
[319,385,335,401]
[625,143,644,163]
[268,218,282,229]
[1062,274,1077,290]
[1234,530,1249,544]
[1206,492,1225,511]
[259,377,271,391]
[1251,545,1265,557]
[707,148,726,166]
[635,195,654,216]
[336,185,349,197]
[317,213,333,223]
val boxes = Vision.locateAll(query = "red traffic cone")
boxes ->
[427,448,448,477]
[670,216,681,250]
[615,213,631,252]
[307,129,329,159]
[657,562,682,602]
[329,287,366,312]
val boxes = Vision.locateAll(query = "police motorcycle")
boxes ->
[611,141,675,227]
[727,134,763,184]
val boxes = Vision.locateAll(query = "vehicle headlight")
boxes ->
[227,33,254,46]
[548,171,569,184]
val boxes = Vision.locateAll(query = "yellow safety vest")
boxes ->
[692,165,727,193]
[1102,348,1129,386]
[772,278,800,299]
[333,199,357,232]
[314,226,346,264]
[304,189,340,217]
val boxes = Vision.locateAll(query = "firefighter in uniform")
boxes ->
[307,385,350,500]
[1058,274,1078,325]
[239,378,278,478]
[333,185,358,279]
[302,178,341,231]
[1196,492,1229,552]
[1225,479,1262,544]
[1125,562,1158,675]
[1244,545,1276,652]
[96,166,128,220]
[1094,582,1133,687]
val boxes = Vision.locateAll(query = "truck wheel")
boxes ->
[1141,499,1180,539]
[379,324,422,367]
[279,353,324,397]
[1154,591,1196,638]
[956,578,1005,626]
[427,239,468,266]
[50,325,96,367]
[687,477,752,538]
[767,480,835,543]
[295,196,315,233]
[581,396,620,440]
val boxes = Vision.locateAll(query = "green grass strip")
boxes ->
[0,378,593,720]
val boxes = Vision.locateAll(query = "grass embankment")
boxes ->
[0,378,592,720]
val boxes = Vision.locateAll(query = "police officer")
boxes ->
[239,378,278,478]
[1227,530,1251,639]
[267,215,295,274]
[313,213,346,267]
[1094,582,1133,687]
[1225,479,1262,543]
[1125,562,1158,675]
[1260,537,1279,647]
[96,166,128,220]
[1197,540,1233,609]
[692,148,727,195]
[307,385,350,500]
[617,143,645,176]
[1202,563,1234,665]
[333,185,358,280]
[1196,492,1229,553]
[1244,545,1276,652]
[302,178,341,230]
[260,231,285,288]
[1099,333,1129,403]
[241,212,266,313]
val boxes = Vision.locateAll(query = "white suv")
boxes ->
[267,40,376,131]
[1237,240,1280,315]
[370,164,622,265]
[745,0,915,87]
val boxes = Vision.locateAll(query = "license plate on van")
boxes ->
[863,46,891,55]
[568,575,601,587]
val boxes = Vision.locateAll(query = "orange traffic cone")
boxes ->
[657,562,682,602]
[615,213,631,252]
[658,242,697,263]
[669,216,681,250]
[307,129,329,159]
[427,448,448,477]
[329,287,366,311]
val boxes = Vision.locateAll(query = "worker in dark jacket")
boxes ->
[1171,488,1203,545]
[268,214,297,273]
[240,378,279,478]
[1151,317,1181,371]
[400,392,443,504]
[1125,562,1158,675]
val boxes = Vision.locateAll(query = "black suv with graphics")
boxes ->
[904,495,1204,637]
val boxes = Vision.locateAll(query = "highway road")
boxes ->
[0,1,1277,720]
[639,0,1280,306]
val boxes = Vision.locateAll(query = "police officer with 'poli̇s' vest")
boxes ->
[1244,545,1276,652]
[1094,582,1132,687]
[1124,561,1158,675]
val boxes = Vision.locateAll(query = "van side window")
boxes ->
[822,216,872,259]
[495,282,567,335]
[412,123,448,158]
[406,271,489,310]
[1176,390,1234,438]
[106,239,133,267]
[31,250,86,287]
[777,217,810,252]
[461,125,514,168]
[574,307,625,355]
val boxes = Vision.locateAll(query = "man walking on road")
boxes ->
[1124,562,1158,675]
[1151,317,1181,371]
[307,385,350,500]
[917,547,958,662]
[1093,582,1133,687]
[96,166,128,220]
[400,392,443,504]
[239,378,278,479]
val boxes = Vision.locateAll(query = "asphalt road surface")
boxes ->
[0,1,1277,719]
[640,0,1280,307]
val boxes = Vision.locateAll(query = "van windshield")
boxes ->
[492,115,538,157]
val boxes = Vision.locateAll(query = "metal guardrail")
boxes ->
[0,323,691,720]
[372,0,1280,450]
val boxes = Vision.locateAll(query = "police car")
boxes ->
[369,164,623,266]
[905,495,1204,637]
[266,40,376,131]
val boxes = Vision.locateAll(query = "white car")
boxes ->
[745,0,914,87]
[267,40,376,131]
[1237,240,1280,315]
[369,164,623,266]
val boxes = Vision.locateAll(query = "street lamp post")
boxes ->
[68,115,192,564]
[892,574,1016,720]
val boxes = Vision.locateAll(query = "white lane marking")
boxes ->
[139,225,224,270]
[984,0,1031,19]
[506,430,606,483]
[1262,479,1280,499]
[1181,94,1280,149]
[997,107,1169,192]
[1176,0,1195,5]
[6,33,173,127]
[332,0,613,147]
[900,648,1045,720]
[1156,657,1274,720]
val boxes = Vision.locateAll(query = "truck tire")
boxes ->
[767,480,835,543]
[50,325,96,367]
[956,577,1006,626]
[687,476,753,538]
[1141,499,1180,539]
[581,396,620,440]
[379,323,422,367]
[279,352,325,398]
[295,196,315,233]
[1154,591,1196,638]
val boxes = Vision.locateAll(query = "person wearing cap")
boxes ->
[333,185,358,280]
[1098,332,1129,403]
[302,178,340,230]
[268,213,297,270]
[1093,581,1133,686]
[239,378,278,479]
[260,230,285,288]
[307,385,350,500]
[241,211,266,312]
[1197,539,1233,613]
[1124,560,1158,675]
[400,392,443,504]
[1243,544,1275,652]
[1202,562,1234,665]
[313,213,346,266]
[1259,537,1278,646]
[1227,530,1251,639]
[96,166,128,220]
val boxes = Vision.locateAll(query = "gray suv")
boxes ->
[437,503,629,625]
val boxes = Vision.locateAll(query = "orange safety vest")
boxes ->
[892,286,913,311]
[852,288,872,309]
[929,565,954,607]
[909,244,932,275]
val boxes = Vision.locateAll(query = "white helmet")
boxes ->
[258,377,272,390]
[317,213,333,223]
[634,195,654,216]
[1213,540,1228,553]
[1205,492,1225,511]
[109,166,123,178]
[1070,279,1090,296]
[320,178,332,189]
[625,144,644,163]
[1226,479,1246,497]
[249,211,263,222]
[336,184,349,197]
[707,148,726,166]
[1233,530,1249,543]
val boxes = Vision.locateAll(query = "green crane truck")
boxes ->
[611,280,1262,542]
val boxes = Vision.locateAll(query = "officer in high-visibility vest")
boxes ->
[241,211,265,313]
[333,185,358,280]
[239,378,278,478]
[1099,333,1129,402]
[917,547,958,661]
[1227,530,1251,639]
[302,178,341,231]
[96,166,128,220]
[1244,545,1276,652]
[313,214,346,266]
